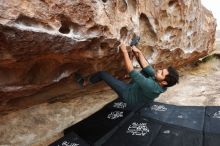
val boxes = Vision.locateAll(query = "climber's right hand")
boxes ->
[119,41,128,53]
[131,46,141,54]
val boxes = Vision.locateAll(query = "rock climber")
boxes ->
[75,37,179,106]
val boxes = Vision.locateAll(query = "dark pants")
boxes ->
[89,71,129,97]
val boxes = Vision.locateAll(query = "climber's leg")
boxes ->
[89,71,129,97]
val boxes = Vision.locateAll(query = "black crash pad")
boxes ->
[50,101,220,146]
[204,106,220,146]
[63,98,137,145]
[49,132,89,146]
[140,102,205,131]
[103,114,203,146]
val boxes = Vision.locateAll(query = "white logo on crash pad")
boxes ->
[113,102,127,109]
[107,111,123,120]
[60,141,79,146]
[127,122,150,136]
[213,111,220,118]
[163,130,170,134]
[151,105,167,112]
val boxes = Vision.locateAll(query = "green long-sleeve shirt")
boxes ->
[123,66,166,106]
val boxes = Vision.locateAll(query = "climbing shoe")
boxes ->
[74,72,84,87]
[130,36,140,46]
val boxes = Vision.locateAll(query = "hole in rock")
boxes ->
[87,25,100,34]
[39,0,46,3]
[58,14,81,34]
[159,10,168,18]
[168,0,177,7]
[120,27,128,40]
[139,13,157,44]
[15,14,52,29]
[167,0,181,17]
[59,24,70,34]
[170,35,176,39]
[127,0,137,14]
[118,0,127,12]
[58,14,71,34]
[166,26,182,39]
[102,0,107,3]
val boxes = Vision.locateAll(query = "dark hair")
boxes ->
[164,66,179,87]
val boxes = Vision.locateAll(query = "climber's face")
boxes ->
[155,68,169,83]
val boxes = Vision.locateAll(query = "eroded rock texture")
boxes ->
[0,0,216,113]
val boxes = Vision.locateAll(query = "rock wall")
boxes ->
[0,0,216,113]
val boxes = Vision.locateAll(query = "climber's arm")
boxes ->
[131,46,149,68]
[120,42,134,73]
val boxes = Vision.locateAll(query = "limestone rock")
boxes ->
[0,0,216,113]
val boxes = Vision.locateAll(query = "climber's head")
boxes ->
[155,66,179,87]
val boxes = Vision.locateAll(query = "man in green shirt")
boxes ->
[75,41,179,106]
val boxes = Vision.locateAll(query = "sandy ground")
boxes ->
[0,41,219,146]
